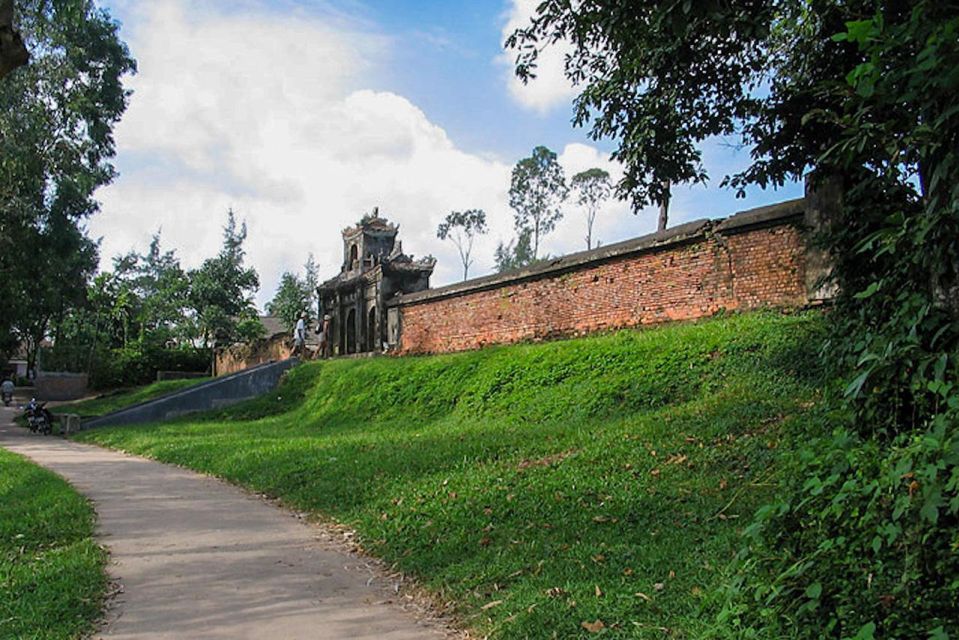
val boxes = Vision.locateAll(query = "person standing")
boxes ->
[293,311,307,358]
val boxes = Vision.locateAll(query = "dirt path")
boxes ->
[0,406,449,639]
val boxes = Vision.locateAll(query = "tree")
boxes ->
[509,2,959,637]
[12,215,98,372]
[493,228,535,273]
[0,0,135,363]
[188,210,262,349]
[302,253,319,315]
[506,2,770,215]
[266,254,320,332]
[437,209,488,280]
[106,231,190,345]
[267,272,310,332]
[509,146,568,259]
[571,168,611,249]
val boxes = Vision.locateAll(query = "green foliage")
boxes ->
[493,228,549,273]
[720,7,959,636]
[437,209,488,280]
[266,254,319,332]
[188,209,261,347]
[506,1,769,211]
[80,312,825,639]
[0,448,106,639]
[0,0,135,366]
[511,2,959,636]
[509,146,568,259]
[571,168,611,250]
[84,344,209,390]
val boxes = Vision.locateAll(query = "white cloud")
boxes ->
[498,0,578,114]
[92,1,661,311]
[93,1,524,307]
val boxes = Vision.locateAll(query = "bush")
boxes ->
[89,344,209,389]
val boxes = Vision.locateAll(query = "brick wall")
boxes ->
[215,335,292,377]
[391,199,814,355]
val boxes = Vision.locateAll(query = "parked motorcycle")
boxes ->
[24,399,54,435]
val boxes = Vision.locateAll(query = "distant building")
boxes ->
[317,209,435,355]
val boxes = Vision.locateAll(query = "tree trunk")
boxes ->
[657,180,671,232]
[0,0,29,79]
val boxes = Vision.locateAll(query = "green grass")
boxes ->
[77,312,826,639]
[0,448,107,639]
[61,377,210,418]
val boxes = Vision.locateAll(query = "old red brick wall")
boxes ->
[393,212,809,355]
[215,335,293,377]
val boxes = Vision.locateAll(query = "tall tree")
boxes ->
[188,210,262,349]
[137,232,190,343]
[266,254,320,332]
[302,252,319,316]
[437,209,488,280]
[571,168,611,249]
[509,146,568,259]
[0,0,135,362]
[266,272,310,333]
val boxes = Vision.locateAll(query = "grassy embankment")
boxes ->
[0,448,107,639]
[62,377,210,418]
[77,312,826,639]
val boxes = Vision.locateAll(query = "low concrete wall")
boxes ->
[83,359,298,429]
[35,372,88,401]
[156,370,208,382]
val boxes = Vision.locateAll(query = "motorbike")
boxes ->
[24,399,54,435]
[2,390,11,406]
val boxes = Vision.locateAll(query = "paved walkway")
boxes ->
[0,406,448,639]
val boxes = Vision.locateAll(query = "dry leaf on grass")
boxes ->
[581,619,606,633]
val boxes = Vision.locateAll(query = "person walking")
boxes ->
[1,376,14,406]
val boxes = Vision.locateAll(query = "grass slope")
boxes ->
[62,377,210,418]
[0,448,107,639]
[78,312,825,639]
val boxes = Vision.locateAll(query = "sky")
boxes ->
[91,0,804,310]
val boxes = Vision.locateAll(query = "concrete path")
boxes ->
[0,406,449,639]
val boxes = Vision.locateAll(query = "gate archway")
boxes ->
[346,309,357,354]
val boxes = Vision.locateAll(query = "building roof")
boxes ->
[259,316,287,338]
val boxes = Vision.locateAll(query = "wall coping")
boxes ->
[391,197,806,308]
[713,197,805,234]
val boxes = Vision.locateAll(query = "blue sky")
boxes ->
[93,0,802,308]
